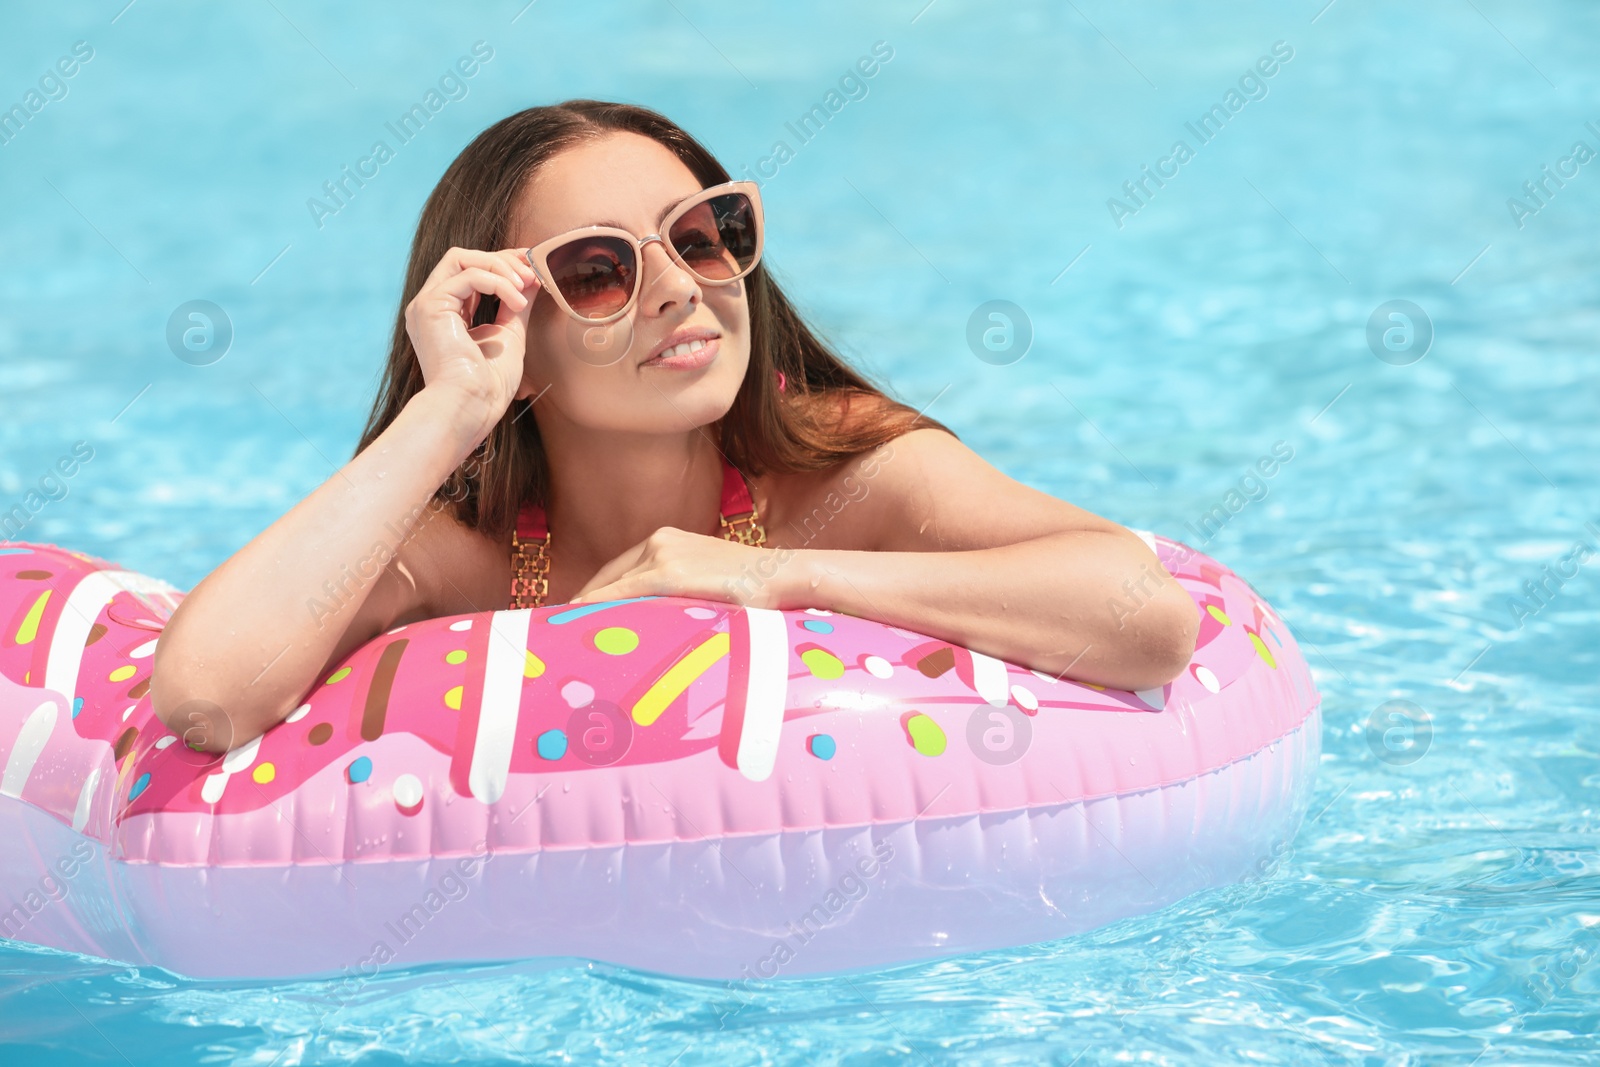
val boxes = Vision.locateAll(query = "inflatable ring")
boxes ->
[0,535,1319,980]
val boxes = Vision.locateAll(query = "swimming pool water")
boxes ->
[2,0,1598,1063]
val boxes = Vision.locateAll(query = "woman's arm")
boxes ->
[150,388,485,752]
[568,427,1198,691]
[782,428,1197,690]
[152,246,541,753]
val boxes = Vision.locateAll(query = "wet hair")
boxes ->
[354,99,956,538]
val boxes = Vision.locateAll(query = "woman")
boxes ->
[152,100,1197,754]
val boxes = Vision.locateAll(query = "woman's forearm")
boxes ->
[150,387,484,748]
[785,530,1199,691]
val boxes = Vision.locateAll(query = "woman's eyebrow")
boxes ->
[587,191,694,232]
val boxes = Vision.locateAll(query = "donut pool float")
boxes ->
[0,534,1320,981]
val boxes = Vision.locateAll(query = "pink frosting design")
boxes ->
[0,536,1318,870]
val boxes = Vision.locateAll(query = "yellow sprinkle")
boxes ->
[445,649,468,665]
[800,648,844,680]
[108,664,137,683]
[905,713,946,756]
[1207,604,1232,626]
[1248,630,1277,669]
[325,666,352,684]
[252,762,276,784]
[15,590,50,645]
[594,626,640,655]
[524,650,545,678]
[444,685,463,710]
[632,632,729,726]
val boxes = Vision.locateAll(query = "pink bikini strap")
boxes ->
[514,455,755,543]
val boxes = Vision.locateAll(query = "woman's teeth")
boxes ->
[661,339,707,359]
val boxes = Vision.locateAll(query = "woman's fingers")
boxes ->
[419,246,532,294]
[429,267,528,313]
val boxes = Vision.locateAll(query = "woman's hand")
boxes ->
[569,527,798,610]
[405,246,541,439]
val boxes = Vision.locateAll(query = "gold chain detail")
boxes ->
[719,509,767,548]
[511,490,767,610]
[509,529,551,611]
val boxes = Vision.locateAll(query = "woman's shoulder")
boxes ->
[391,498,513,617]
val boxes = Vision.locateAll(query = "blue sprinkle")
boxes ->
[128,772,151,801]
[347,755,373,784]
[536,729,568,761]
[808,733,836,760]
[1268,627,1283,647]
[546,596,659,625]
[800,619,835,634]
[72,697,83,719]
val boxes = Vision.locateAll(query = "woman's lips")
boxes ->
[643,336,719,369]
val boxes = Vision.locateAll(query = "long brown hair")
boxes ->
[355,99,956,538]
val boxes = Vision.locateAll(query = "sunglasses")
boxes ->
[522,180,764,325]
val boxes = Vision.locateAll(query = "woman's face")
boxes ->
[506,132,752,436]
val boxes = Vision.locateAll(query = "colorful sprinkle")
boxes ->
[308,722,333,745]
[449,619,473,631]
[1206,604,1231,626]
[1247,628,1277,668]
[128,772,151,802]
[561,680,595,708]
[346,756,372,784]
[916,647,955,678]
[443,685,464,710]
[285,703,312,723]
[683,606,718,620]
[113,728,138,761]
[902,713,946,756]
[863,655,894,679]
[362,639,407,742]
[536,729,568,760]
[252,762,276,785]
[547,596,658,624]
[325,666,351,684]
[445,649,468,665]
[807,733,837,760]
[154,736,176,750]
[1135,687,1166,710]
[72,697,83,719]
[15,570,50,580]
[108,664,136,683]
[1010,684,1039,713]
[129,638,157,659]
[800,648,844,680]
[1268,627,1284,648]
[392,773,424,814]
[16,590,51,644]
[632,632,730,726]
[594,626,639,655]
[800,619,834,634]
[1193,664,1221,693]
[524,650,546,678]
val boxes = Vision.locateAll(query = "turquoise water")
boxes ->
[3,0,1598,1062]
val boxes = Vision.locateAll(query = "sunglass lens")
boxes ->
[668,192,759,282]
[545,235,637,319]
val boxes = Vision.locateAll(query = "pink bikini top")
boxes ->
[509,455,766,609]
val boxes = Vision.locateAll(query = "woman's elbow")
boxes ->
[1128,586,1199,689]
[149,657,271,756]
